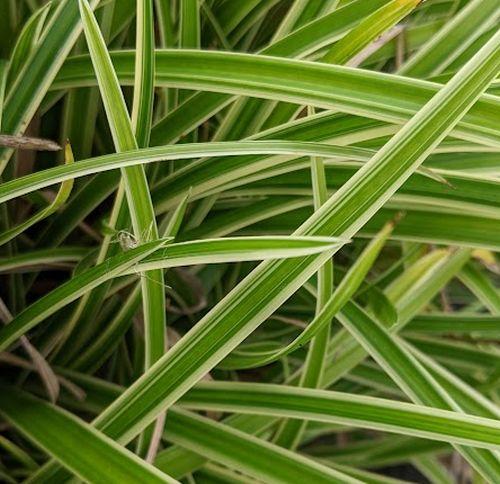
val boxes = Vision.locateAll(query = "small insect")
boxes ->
[0,134,61,151]
[115,230,139,251]
[112,223,154,251]
[111,227,170,290]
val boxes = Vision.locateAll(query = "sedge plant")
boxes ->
[0,1,499,483]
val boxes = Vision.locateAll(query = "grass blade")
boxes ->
[79,0,165,369]
[56,49,500,146]
[0,388,177,483]
[0,0,100,173]
[0,239,167,352]
[179,382,500,450]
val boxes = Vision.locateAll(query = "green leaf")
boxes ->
[459,262,500,313]
[323,0,420,65]
[179,381,500,450]
[0,141,372,204]
[399,0,500,77]
[0,142,74,247]
[0,247,88,274]
[131,0,155,149]
[79,0,165,368]
[0,239,167,352]
[55,49,500,146]
[0,387,177,483]
[219,221,394,369]
[162,408,359,484]
[406,313,500,337]
[7,1,52,88]
[0,0,100,174]
[180,0,200,49]
[131,236,346,273]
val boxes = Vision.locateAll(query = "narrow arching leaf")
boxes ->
[322,0,420,65]
[55,49,500,146]
[0,142,74,246]
[220,221,394,369]
[178,382,500,450]
[0,0,100,173]
[0,388,177,483]
[0,247,88,274]
[131,236,346,273]
[162,409,358,484]
[399,0,500,77]
[0,239,167,352]
[7,1,52,88]
[0,141,372,204]
[79,0,165,369]
[131,0,155,149]
[459,262,500,313]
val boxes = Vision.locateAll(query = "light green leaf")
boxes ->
[131,0,155,149]
[162,408,359,484]
[0,0,100,173]
[0,141,372,204]
[399,0,500,77]
[0,142,74,247]
[0,239,167,352]
[179,381,500,450]
[7,1,52,88]
[219,221,394,369]
[131,236,346,273]
[0,388,177,483]
[459,262,500,313]
[79,0,165,368]
[55,49,500,146]
[323,0,420,65]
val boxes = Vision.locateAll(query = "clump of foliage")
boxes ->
[0,0,499,483]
